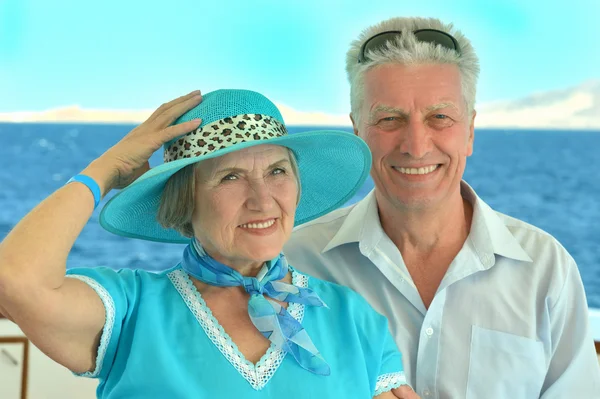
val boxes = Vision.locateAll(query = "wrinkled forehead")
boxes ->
[363,63,465,111]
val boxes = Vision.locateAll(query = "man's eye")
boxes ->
[429,114,454,128]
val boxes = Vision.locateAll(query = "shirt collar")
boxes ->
[462,181,532,266]
[322,189,380,253]
[322,181,532,266]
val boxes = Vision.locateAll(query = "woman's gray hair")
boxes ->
[346,17,480,124]
[157,148,301,238]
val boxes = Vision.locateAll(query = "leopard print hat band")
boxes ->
[164,113,288,162]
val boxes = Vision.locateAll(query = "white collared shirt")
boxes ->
[284,182,600,398]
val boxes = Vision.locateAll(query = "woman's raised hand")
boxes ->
[96,90,203,191]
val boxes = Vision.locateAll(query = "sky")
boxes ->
[0,0,598,116]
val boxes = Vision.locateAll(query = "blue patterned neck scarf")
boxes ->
[181,239,331,376]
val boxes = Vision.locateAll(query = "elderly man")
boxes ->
[284,16,600,398]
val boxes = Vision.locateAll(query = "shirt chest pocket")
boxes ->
[466,325,546,399]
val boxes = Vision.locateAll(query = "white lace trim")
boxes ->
[168,268,308,390]
[374,372,407,395]
[65,274,115,378]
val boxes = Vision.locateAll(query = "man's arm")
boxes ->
[540,258,600,397]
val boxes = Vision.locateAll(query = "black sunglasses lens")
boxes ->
[360,29,460,62]
[361,32,402,62]
[414,30,458,52]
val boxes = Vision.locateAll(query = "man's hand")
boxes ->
[392,385,421,398]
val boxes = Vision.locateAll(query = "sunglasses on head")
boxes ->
[358,29,461,63]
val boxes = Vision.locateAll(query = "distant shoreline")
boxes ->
[1,121,599,133]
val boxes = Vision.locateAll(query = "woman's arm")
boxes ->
[0,158,115,373]
[0,91,202,374]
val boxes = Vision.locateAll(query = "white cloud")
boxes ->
[274,103,350,126]
[1,80,599,129]
[0,103,351,126]
[0,105,153,124]
[476,80,600,129]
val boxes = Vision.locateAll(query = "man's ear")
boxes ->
[350,113,359,136]
[467,109,476,156]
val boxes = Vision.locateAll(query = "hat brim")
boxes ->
[99,130,371,243]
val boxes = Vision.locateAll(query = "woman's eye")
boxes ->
[221,173,237,181]
[272,167,286,175]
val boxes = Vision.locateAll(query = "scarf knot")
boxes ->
[180,239,330,376]
[243,278,263,296]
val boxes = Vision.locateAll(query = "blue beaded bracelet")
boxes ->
[66,174,102,209]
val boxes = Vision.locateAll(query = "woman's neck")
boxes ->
[192,270,292,296]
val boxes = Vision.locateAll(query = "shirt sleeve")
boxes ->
[351,289,409,396]
[540,258,600,397]
[373,320,408,396]
[65,266,138,380]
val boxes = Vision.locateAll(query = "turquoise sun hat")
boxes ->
[99,89,372,243]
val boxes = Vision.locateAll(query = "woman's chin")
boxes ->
[239,237,285,260]
[244,248,283,264]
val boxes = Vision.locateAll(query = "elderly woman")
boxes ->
[0,89,413,398]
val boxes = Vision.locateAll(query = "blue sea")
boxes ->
[1,123,599,308]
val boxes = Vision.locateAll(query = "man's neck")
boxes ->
[375,186,474,308]
[376,187,473,257]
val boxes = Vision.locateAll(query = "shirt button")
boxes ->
[423,388,431,397]
[425,327,434,336]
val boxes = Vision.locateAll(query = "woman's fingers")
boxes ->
[146,90,201,125]
[161,119,202,143]
[152,94,203,129]
[90,91,205,192]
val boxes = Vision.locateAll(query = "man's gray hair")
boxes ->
[346,17,480,124]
